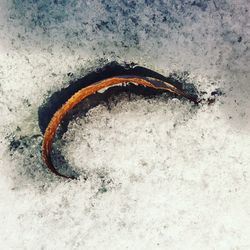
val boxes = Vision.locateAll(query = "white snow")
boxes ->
[0,0,250,249]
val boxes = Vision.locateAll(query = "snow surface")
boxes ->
[0,0,250,249]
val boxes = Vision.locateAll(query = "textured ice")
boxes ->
[0,0,250,249]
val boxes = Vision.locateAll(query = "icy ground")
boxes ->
[0,0,250,249]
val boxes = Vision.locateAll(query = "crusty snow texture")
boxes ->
[0,0,250,249]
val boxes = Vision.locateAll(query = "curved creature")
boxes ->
[42,75,199,179]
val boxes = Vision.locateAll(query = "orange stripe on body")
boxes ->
[42,77,197,179]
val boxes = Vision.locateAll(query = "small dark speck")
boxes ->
[211,89,223,96]
[238,36,242,43]
[208,98,216,105]
[67,72,73,77]
[10,140,21,150]
[98,187,107,193]
[162,16,167,22]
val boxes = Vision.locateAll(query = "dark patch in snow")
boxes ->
[38,61,199,134]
